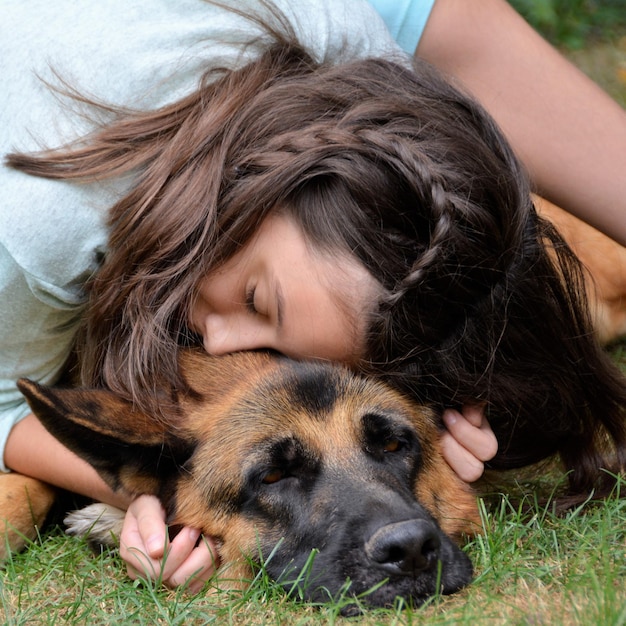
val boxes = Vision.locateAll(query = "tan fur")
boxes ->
[535,195,626,344]
[168,351,481,568]
[0,473,56,561]
[3,350,480,586]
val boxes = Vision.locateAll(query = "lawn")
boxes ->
[510,0,626,106]
[565,38,626,107]
[1,460,625,625]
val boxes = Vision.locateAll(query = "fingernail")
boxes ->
[188,528,201,544]
[147,535,164,554]
[442,410,456,426]
[188,581,204,595]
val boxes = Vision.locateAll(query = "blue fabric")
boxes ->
[367,0,436,53]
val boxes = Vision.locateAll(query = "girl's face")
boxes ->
[189,214,380,363]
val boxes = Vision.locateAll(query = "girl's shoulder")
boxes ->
[3,0,403,117]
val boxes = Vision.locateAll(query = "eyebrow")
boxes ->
[276,281,285,329]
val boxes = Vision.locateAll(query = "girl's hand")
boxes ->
[120,494,219,594]
[441,405,498,483]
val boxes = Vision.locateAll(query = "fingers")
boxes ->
[443,406,498,462]
[119,494,219,592]
[167,536,220,594]
[120,495,168,580]
[441,405,499,483]
[440,431,486,483]
[456,403,484,429]
[125,494,168,558]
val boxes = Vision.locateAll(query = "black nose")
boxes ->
[365,520,441,575]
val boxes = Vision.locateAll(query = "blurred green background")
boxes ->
[509,0,626,105]
[510,0,625,47]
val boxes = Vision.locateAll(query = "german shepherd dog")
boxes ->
[11,350,479,610]
[2,199,625,610]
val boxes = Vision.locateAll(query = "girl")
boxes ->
[2,0,624,592]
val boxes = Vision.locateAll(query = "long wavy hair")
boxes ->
[6,11,625,501]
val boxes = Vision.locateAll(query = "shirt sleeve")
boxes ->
[272,0,407,64]
[365,0,436,54]
[0,243,89,472]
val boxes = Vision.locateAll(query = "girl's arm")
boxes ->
[417,0,626,246]
[4,414,216,591]
[5,414,127,507]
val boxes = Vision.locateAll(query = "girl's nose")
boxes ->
[202,313,236,355]
[202,313,269,355]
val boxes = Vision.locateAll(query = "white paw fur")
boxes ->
[64,503,125,547]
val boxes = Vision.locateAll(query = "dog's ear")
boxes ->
[17,379,195,498]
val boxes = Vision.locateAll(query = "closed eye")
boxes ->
[245,286,258,315]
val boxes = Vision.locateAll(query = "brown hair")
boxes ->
[6,19,625,500]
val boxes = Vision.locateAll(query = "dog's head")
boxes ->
[18,350,478,609]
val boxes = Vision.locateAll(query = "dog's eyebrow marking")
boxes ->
[282,364,338,418]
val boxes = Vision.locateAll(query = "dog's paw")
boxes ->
[64,503,125,547]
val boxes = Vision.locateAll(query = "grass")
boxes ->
[565,37,626,107]
[1,475,625,625]
[509,0,626,49]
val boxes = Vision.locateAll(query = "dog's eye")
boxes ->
[382,438,403,453]
[261,468,285,484]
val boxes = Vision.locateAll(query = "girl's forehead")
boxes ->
[193,212,382,363]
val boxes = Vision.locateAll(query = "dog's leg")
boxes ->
[0,473,56,561]
[535,194,626,344]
